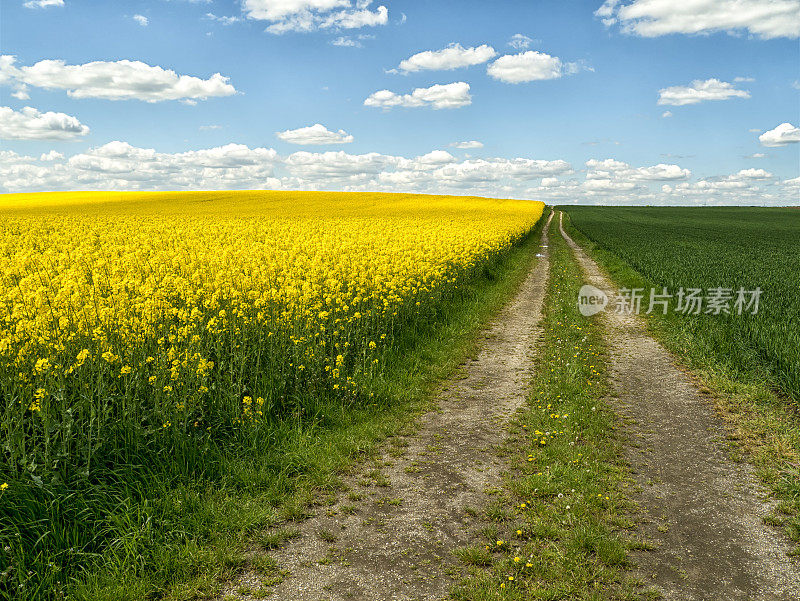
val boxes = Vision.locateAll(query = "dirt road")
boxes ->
[218,211,554,600]
[559,212,800,601]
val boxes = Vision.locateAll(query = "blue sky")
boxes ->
[0,0,798,204]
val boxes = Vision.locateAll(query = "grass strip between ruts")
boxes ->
[451,215,648,600]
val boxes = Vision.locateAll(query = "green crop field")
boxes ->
[562,207,800,406]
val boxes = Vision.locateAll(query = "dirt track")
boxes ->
[218,211,553,600]
[559,212,800,601]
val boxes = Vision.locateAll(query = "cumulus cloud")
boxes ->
[783,176,800,194]
[662,110,673,118]
[586,158,691,181]
[243,0,388,34]
[1,143,794,204]
[596,0,800,40]
[40,150,64,161]
[759,122,800,146]
[276,123,354,145]
[0,106,89,140]
[23,0,63,8]
[735,168,772,178]
[395,44,497,73]
[412,150,457,166]
[0,55,237,103]
[508,34,536,50]
[364,82,471,110]
[487,51,579,84]
[450,140,484,149]
[657,79,750,106]
[133,14,149,27]
[0,142,573,195]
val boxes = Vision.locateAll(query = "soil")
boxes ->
[559,212,800,601]
[216,211,554,601]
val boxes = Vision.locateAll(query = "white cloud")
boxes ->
[662,110,673,118]
[205,13,240,25]
[23,0,63,8]
[450,140,484,149]
[635,164,692,180]
[508,34,536,50]
[0,55,236,103]
[332,36,360,46]
[0,106,89,140]
[332,33,373,46]
[43,141,282,191]
[487,51,579,84]
[783,176,800,192]
[734,76,755,82]
[735,168,772,178]
[396,44,496,73]
[243,0,350,20]
[276,123,354,145]
[596,0,800,40]
[11,85,30,100]
[243,0,388,34]
[793,80,800,90]
[0,142,572,195]
[405,150,457,167]
[759,122,800,146]
[285,149,397,178]
[431,157,572,182]
[133,14,149,27]
[364,82,471,110]
[199,124,222,130]
[586,158,691,182]
[657,78,750,106]
[745,152,766,158]
[1,143,794,205]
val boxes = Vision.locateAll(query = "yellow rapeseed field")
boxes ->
[0,190,543,596]
[0,191,543,478]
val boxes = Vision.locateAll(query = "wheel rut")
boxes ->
[218,211,553,601]
[559,211,800,601]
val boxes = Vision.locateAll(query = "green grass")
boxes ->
[451,214,643,600]
[0,216,549,601]
[561,206,800,404]
[560,207,800,551]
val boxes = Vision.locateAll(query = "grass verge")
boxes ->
[560,210,800,553]
[451,215,646,600]
[57,217,551,601]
